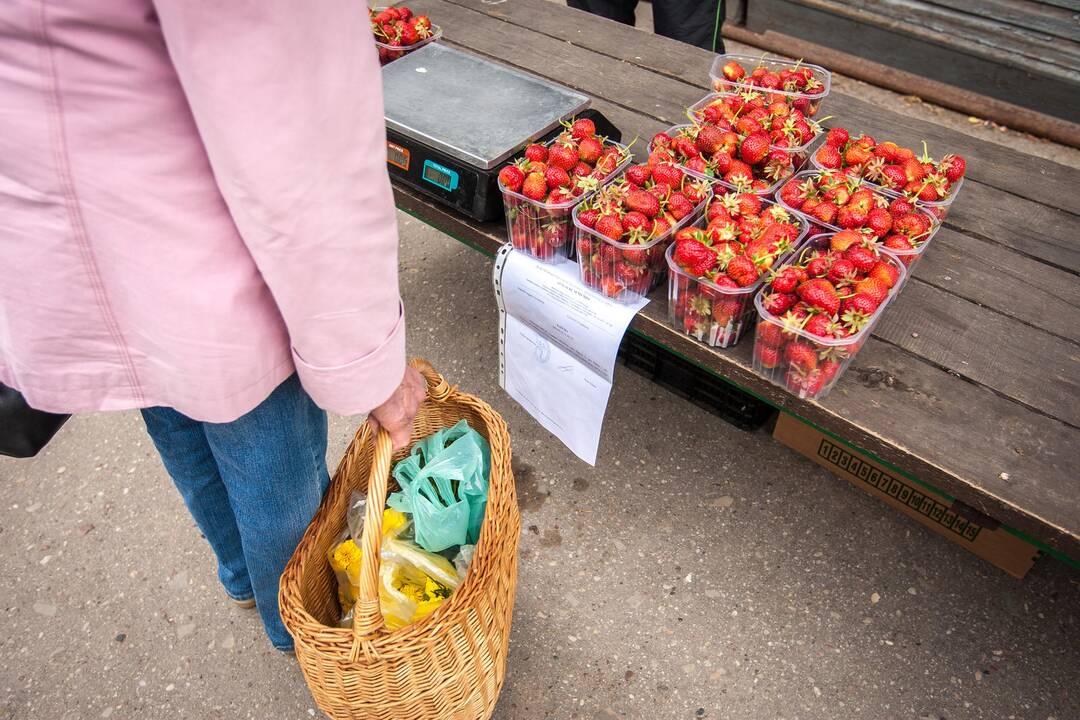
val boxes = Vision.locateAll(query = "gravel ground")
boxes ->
[1,216,1078,720]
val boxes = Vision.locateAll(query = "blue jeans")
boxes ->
[141,374,329,650]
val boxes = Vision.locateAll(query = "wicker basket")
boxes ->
[279,359,520,719]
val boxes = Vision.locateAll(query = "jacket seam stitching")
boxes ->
[36,0,144,404]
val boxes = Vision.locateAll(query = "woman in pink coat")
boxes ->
[0,0,423,651]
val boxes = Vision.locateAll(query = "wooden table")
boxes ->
[390,0,1080,565]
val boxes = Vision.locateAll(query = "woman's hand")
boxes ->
[368,367,426,450]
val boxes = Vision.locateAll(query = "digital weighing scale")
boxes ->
[382,43,622,222]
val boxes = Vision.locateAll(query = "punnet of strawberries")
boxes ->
[667,191,806,348]
[777,170,937,265]
[370,6,438,64]
[498,118,630,262]
[812,127,967,210]
[574,162,711,300]
[752,235,904,399]
[710,56,829,117]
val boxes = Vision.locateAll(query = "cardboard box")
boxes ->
[773,413,1039,578]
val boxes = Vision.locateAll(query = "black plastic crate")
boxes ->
[617,332,776,431]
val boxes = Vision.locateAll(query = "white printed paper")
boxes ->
[493,246,648,464]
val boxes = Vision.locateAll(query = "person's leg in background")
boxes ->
[652,0,726,52]
[566,0,639,27]
[143,374,330,651]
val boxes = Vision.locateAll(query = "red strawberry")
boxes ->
[783,342,818,372]
[595,214,624,241]
[815,144,842,169]
[522,172,547,201]
[571,117,596,140]
[757,320,784,347]
[829,229,862,252]
[888,197,915,216]
[695,125,726,155]
[544,165,571,189]
[803,314,834,338]
[761,291,796,315]
[941,154,966,183]
[548,144,579,171]
[771,267,800,294]
[810,201,838,226]
[866,207,893,237]
[726,255,760,287]
[667,193,695,220]
[525,144,548,163]
[828,258,856,283]
[882,234,914,253]
[674,237,717,276]
[499,164,525,193]
[577,207,600,229]
[825,127,849,147]
[869,260,900,288]
[880,165,907,189]
[854,277,890,305]
[652,164,684,187]
[796,278,839,316]
[625,164,652,186]
[625,189,661,218]
[577,137,603,164]
[721,60,746,82]
[845,246,878,273]
[754,342,781,369]
[740,132,771,166]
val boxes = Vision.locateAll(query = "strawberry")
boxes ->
[651,164,684,187]
[845,245,877,273]
[544,165,571,189]
[754,342,781,369]
[854,277,889,305]
[625,164,652,186]
[695,125,726,155]
[942,154,966,183]
[784,342,818,372]
[869,260,900,288]
[827,258,856,283]
[595,214,624,241]
[756,320,785,347]
[810,201,838,226]
[577,137,603,165]
[740,132,771,166]
[525,144,548,163]
[771,266,801,294]
[521,172,547,201]
[577,207,599,229]
[548,143,579,171]
[761,291,796,315]
[796,278,839,316]
[674,237,717,276]
[721,60,746,82]
[815,144,842,169]
[667,193,695,220]
[825,127,849,147]
[498,164,525,193]
[571,117,596,140]
[829,229,862,252]
[803,314,834,338]
[727,255,760,287]
[866,207,893,237]
[625,189,661,218]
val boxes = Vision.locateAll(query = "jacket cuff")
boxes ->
[291,303,406,416]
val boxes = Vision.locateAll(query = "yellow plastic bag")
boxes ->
[328,506,462,629]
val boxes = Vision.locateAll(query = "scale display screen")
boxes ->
[386,141,410,170]
[421,160,459,191]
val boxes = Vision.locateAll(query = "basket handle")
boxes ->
[348,358,451,651]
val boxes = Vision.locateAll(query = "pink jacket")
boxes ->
[0,0,405,422]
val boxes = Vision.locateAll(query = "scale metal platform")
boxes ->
[382,44,620,221]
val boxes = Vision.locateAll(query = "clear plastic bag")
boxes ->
[387,419,490,552]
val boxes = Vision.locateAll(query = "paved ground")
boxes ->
[1,215,1078,720]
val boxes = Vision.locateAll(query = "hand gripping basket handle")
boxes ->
[350,358,453,651]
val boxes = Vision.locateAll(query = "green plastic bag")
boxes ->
[388,419,490,552]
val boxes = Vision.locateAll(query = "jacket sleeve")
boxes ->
[152,0,405,416]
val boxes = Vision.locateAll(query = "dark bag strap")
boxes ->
[0,384,70,458]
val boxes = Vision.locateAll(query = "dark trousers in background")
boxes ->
[567,0,726,52]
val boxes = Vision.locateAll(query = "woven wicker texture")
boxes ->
[279,359,520,719]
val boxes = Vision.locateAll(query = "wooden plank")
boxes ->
[835,0,1080,67]
[437,0,1080,213]
[943,181,1080,274]
[746,0,1080,126]
[919,0,1080,43]
[420,1,1080,414]
[872,281,1080,427]
[914,228,1080,344]
[392,182,1080,559]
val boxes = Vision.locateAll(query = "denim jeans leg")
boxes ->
[141,407,254,601]
[203,374,330,650]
